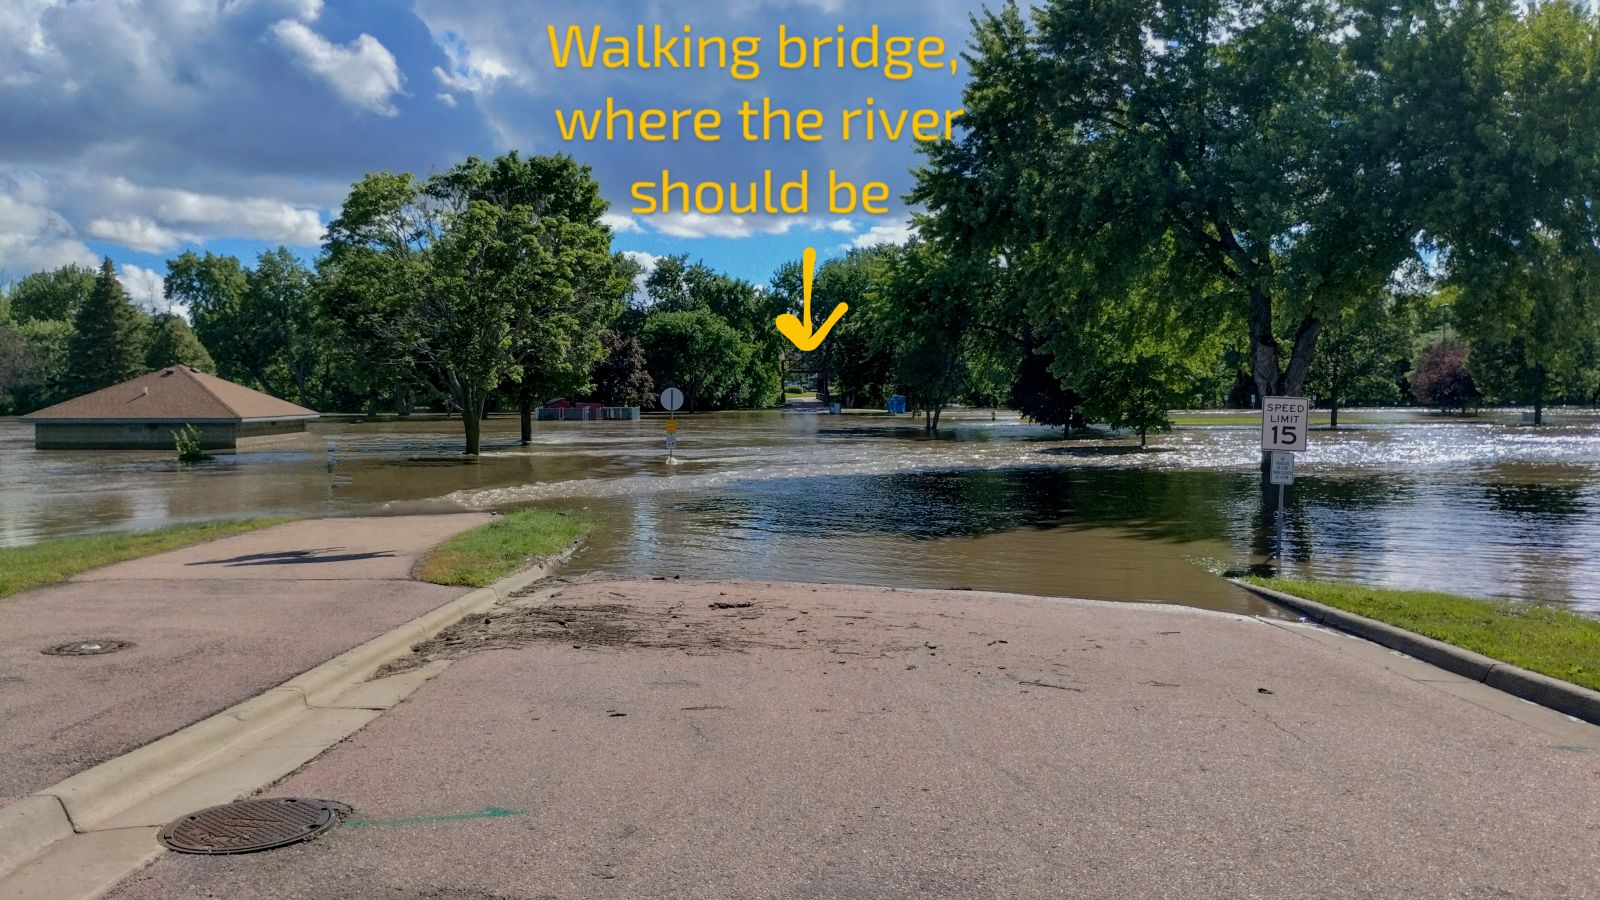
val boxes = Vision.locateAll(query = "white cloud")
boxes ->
[650,214,807,240]
[95,176,325,246]
[436,92,457,107]
[0,188,96,275]
[817,219,857,234]
[431,30,521,95]
[846,217,916,250]
[117,263,170,314]
[86,216,190,254]
[602,213,642,234]
[271,19,403,116]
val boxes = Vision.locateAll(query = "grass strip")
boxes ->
[0,518,293,600]
[1248,577,1600,692]
[418,508,591,588]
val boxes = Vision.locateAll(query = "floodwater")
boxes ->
[3,408,1599,617]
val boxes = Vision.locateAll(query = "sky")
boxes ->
[0,0,995,316]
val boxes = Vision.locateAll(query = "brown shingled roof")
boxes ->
[21,368,319,423]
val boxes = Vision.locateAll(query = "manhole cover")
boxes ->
[159,797,350,854]
[41,639,135,656]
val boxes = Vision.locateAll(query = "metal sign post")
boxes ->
[660,388,684,464]
[1262,397,1308,560]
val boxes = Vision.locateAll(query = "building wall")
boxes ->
[33,420,308,450]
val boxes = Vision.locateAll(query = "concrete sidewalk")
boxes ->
[111,580,1600,900]
[0,514,489,802]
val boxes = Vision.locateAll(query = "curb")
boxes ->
[0,546,575,888]
[1233,579,1600,727]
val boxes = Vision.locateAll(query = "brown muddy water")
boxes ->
[4,408,1600,617]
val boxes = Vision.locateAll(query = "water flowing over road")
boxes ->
[5,408,1599,615]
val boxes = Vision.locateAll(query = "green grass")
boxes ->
[1248,577,1600,692]
[0,518,292,600]
[419,508,591,587]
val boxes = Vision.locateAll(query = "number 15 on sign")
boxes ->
[1262,396,1308,452]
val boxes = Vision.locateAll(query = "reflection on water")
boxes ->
[3,408,1599,616]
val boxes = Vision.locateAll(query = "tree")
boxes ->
[166,251,254,384]
[1308,294,1414,428]
[1011,340,1084,434]
[1454,232,1600,424]
[2,319,73,412]
[65,259,148,396]
[426,153,627,443]
[917,0,1430,404]
[0,323,43,412]
[245,247,322,405]
[1411,342,1480,413]
[145,312,216,373]
[323,154,622,454]
[591,331,653,406]
[637,254,782,409]
[8,264,95,323]
[638,309,757,410]
[876,239,984,431]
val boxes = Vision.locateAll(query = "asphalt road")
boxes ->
[109,580,1600,899]
[0,514,487,800]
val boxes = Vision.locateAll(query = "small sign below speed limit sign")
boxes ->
[1261,396,1309,453]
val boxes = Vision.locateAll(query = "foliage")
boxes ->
[322,153,623,453]
[1455,232,1600,423]
[65,259,149,396]
[145,313,216,373]
[638,309,760,410]
[1410,342,1480,413]
[633,255,781,409]
[590,331,653,406]
[418,508,591,587]
[1249,577,1600,692]
[1308,294,1414,427]
[0,322,44,412]
[0,518,291,601]
[173,424,212,463]
[1010,341,1083,433]
[874,239,985,430]
[8,264,95,323]
[166,251,255,384]
[770,246,897,408]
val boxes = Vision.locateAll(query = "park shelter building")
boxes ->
[21,367,319,450]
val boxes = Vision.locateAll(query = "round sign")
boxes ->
[660,387,684,412]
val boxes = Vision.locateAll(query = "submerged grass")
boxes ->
[418,508,591,588]
[0,518,292,600]
[1248,577,1600,692]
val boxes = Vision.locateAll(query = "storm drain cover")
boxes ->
[159,797,350,854]
[41,639,135,656]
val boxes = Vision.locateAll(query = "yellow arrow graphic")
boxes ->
[774,247,849,352]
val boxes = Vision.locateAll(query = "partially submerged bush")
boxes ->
[174,423,211,463]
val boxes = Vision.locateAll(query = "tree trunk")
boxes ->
[1533,369,1545,426]
[462,385,484,455]
[1250,295,1323,501]
[1329,401,1340,430]
[519,380,533,445]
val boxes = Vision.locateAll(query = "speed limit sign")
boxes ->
[1261,396,1308,452]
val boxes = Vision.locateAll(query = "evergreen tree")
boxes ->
[65,259,149,396]
[146,312,216,373]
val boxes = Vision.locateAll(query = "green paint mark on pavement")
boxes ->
[343,806,528,828]
[1551,745,1594,753]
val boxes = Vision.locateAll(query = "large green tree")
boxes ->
[166,251,254,385]
[145,312,217,374]
[322,153,623,454]
[8,264,95,323]
[638,309,759,411]
[64,259,149,396]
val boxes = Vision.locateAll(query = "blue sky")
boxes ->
[0,0,993,315]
